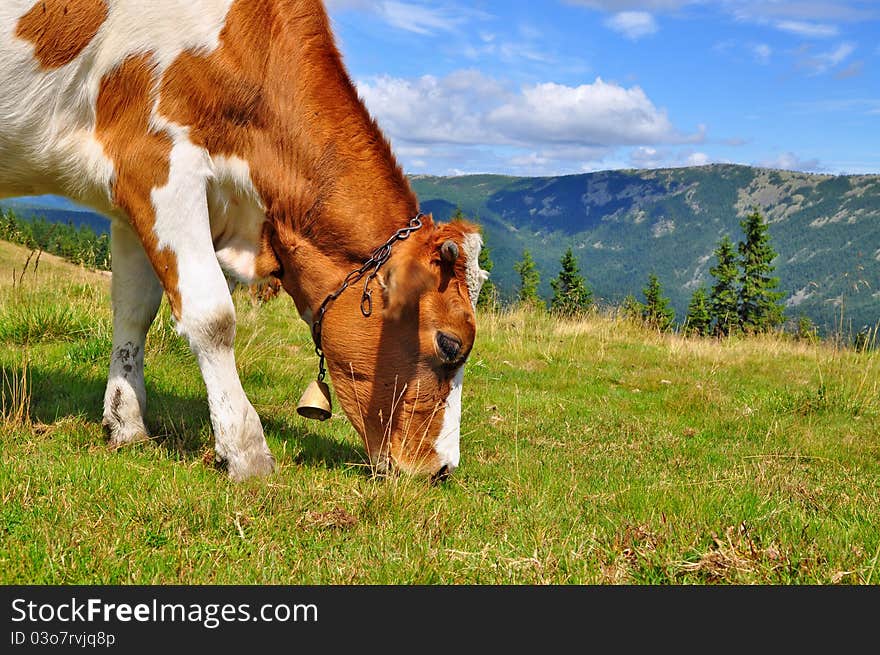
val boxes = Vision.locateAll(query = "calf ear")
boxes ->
[382,255,435,321]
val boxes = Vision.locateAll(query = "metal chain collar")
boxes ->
[310,213,426,381]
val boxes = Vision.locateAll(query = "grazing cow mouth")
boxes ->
[432,465,450,484]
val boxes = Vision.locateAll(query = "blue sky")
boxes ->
[325,0,880,177]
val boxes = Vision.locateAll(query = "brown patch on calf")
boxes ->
[381,255,436,322]
[16,0,108,69]
[94,54,182,317]
[102,387,123,440]
[202,310,236,351]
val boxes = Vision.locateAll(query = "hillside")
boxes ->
[6,164,879,332]
[0,195,110,235]
[411,165,880,333]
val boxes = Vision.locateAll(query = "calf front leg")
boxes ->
[182,304,275,481]
[121,141,274,481]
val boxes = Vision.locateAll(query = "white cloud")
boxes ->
[759,152,824,172]
[799,42,856,74]
[834,60,864,79]
[791,98,880,114]
[380,1,461,34]
[752,43,772,64]
[566,1,877,23]
[630,146,666,168]
[506,145,614,175]
[509,152,551,168]
[357,70,502,145]
[604,11,659,39]
[462,38,556,65]
[629,147,713,169]
[566,1,691,9]
[325,0,471,34]
[357,71,703,174]
[488,79,701,146]
[775,20,839,39]
[825,42,857,65]
[725,1,877,23]
[358,72,701,149]
[687,152,711,166]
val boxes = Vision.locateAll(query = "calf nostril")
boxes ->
[436,332,462,362]
[431,465,450,484]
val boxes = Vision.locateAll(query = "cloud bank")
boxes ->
[357,70,705,174]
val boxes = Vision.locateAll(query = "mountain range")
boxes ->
[412,164,880,334]
[3,164,878,333]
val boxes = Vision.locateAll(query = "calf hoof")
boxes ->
[213,404,275,481]
[225,447,276,482]
[102,418,150,449]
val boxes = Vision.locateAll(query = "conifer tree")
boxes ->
[641,273,675,332]
[738,209,785,332]
[709,235,739,336]
[514,249,542,307]
[621,294,643,322]
[550,248,593,316]
[684,286,712,336]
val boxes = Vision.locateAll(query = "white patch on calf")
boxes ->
[435,366,465,472]
[207,155,271,284]
[93,0,234,75]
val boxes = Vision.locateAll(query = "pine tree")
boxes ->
[514,249,542,307]
[641,273,675,332]
[709,235,739,336]
[738,209,785,332]
[550,248,593,317]
[684,286,712,336]
[620,294,643,322]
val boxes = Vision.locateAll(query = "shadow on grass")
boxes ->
[5,362,365,473]
[272,418,368,473]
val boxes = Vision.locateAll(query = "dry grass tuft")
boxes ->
[299,507,359,531]
[1,356,31,427]
[679,523,788,582]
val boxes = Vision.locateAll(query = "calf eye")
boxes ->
[436,331,462,362]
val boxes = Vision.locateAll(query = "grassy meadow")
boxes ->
[1,239,878,584]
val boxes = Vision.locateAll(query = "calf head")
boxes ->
[318,216,488,478]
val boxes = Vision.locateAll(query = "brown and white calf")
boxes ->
[0,0,487,481]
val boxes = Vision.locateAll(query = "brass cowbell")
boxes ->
[297,378,332,421]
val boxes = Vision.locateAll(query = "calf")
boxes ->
[0,0,487,480]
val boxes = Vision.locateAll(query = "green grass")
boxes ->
[1,241,878,584]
